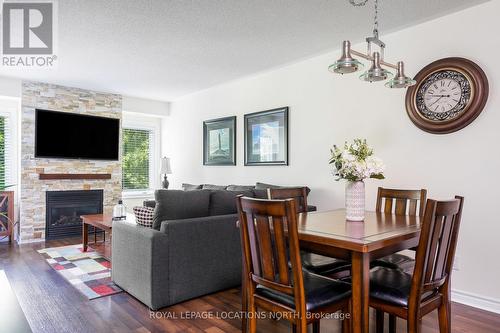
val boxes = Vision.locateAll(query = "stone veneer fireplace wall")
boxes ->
[19,81,122,243]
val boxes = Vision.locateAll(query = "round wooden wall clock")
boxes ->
[405,57,488,134]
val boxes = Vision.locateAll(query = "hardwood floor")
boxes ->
[1,238,499,333]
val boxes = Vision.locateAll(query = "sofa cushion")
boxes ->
[182,183,202,191]
[153,190,211,230]
[133,206,154,228]
[202,184,228,190]
[226,184,255,191]
[143,200,156,209]
[255,182,311,195]
[209,190,254,216]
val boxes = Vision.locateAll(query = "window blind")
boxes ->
[0,115,13,189]
[122,128,152,190]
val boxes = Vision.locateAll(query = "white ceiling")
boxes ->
[0,0,489,101]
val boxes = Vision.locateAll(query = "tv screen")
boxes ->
[35,109,120,160]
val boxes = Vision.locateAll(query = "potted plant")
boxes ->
[329,139,385,221]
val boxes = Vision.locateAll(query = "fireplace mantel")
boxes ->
[39,173,112,180]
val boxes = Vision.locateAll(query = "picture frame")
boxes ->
[244,107,289,166]
[203,116,236,165]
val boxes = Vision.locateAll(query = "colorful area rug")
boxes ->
[38,244,122,300]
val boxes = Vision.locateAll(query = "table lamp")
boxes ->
[160,157,172,189]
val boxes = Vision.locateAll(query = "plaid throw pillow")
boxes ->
[133,206,154,228]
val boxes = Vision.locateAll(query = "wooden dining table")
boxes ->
[241,208,422,333]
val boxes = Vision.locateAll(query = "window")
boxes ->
[121,114,161,194]
[0,103,16,189]
[0,117,5,188]
[122,128,152,190]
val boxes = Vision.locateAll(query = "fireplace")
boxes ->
[45,190,103,239]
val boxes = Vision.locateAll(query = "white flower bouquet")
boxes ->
[329,139,385,182]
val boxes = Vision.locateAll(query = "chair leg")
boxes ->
[342,316,350,333]
[247,295,256,333]
[312,321,320,333]
[241,265,247,333]
[376,310,384,333]
[389,314,396,333]
[438,288,451,333]
[342,303,351,333]
[407,315,422,333]
[294,318,307,333]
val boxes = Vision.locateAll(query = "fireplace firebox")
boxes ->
[45,190,103,239]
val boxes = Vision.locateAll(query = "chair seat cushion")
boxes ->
[255,271,351,311]
[372,253,415,273]
[370,266,412,307]
[301,251,351,275]
[370,267,436,307]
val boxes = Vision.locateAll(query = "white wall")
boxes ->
[122,95,170,117]
[165,1,500,311]
[0,76,22,98]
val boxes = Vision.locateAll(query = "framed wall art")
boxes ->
[203,116,236,165]
[244,107,288,166]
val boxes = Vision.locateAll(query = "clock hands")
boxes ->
[428,94,451,97]
[428,96,444,107]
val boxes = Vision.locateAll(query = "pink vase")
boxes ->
[345,180,365,221]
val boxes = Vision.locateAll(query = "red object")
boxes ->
[54,264,65,270]
[91,285,114,295]
[101,261,111,269]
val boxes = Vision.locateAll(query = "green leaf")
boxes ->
[370,174,385,180]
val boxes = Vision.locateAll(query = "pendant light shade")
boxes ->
[359,52,393,82]
[385,61,416,88]
[329,41,364,74]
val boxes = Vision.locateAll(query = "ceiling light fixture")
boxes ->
[329,0,415,88]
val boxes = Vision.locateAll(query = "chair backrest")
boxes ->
[236,196,305,311]
[376,187,427,216]
[268,187,308,213]
[410,196,464,306]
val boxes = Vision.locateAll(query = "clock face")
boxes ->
[415,70,472,122]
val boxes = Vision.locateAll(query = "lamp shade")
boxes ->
[329,40,364,74]
[359,52,393,82]
[385,61,416,88]
[160,157,172,174]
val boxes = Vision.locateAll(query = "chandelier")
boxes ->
[329,0,415,88]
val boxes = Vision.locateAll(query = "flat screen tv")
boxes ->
[35,109,120,160]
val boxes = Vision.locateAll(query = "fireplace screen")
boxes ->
[46,190,103,239]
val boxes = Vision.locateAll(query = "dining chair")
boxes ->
[236,196,351,333]
[372,187,427,272]
[370,196,464,333]
[268,188,352,278]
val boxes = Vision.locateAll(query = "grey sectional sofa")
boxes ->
[112,183,315,310]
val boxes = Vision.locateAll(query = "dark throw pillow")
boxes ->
[202,184,228,190]
[209,190,254,216]
[226,184,255,191]
[182,183,202,191]
[152,189,211,230]
[255,182,311,195]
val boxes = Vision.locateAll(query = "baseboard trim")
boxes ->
[17,238,45,244]
[452,289,500,314]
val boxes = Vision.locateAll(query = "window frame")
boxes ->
[121,113,161,198]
